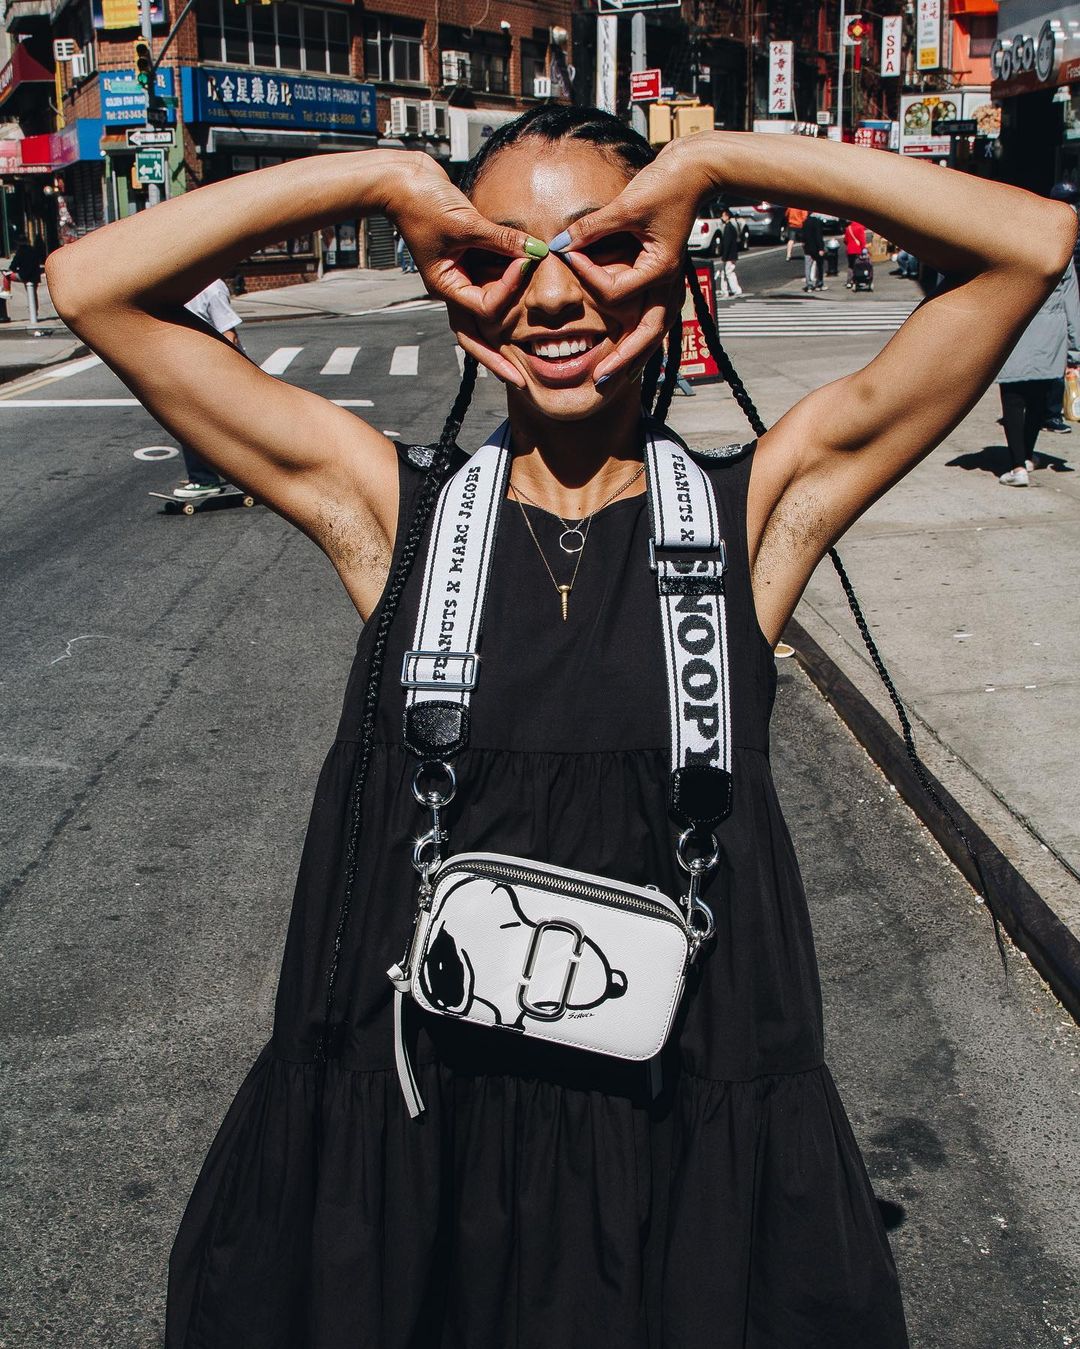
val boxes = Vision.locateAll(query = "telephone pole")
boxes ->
[139,0,161,207]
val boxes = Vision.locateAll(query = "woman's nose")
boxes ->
[523,251,585,317]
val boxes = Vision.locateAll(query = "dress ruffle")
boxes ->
[169,1051,905,1349]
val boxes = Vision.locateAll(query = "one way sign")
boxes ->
[126,127,175,149]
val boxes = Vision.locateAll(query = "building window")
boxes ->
[521,36,546,97]
[364,15,425,84]
[967,17,995,60]
[197,0,352,75]
[440,25,510,95]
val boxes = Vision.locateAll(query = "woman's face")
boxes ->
[464,139,652,422]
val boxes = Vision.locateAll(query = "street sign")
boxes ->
[681,264,719,383]
[597,0,680,11]
[936,119,977,136]
[127,126,174,148]
[630,68,662,102]
[135,149,165,184]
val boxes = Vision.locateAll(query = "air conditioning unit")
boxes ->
[419,101,449,137]
[532,75,552,98]
[390,97,410,136]
[70,52,91,80]
[441,50,471,84]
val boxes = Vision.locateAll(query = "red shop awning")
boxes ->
[0,44,53,111]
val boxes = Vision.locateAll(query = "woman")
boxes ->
[995,257,1080,485]
[844,217,867,288]
[46,107,1072,1347]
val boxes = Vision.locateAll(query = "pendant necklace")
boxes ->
[509,462,645,620]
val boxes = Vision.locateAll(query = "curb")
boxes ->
[0,341,89,387]
[785,616,1080,1025]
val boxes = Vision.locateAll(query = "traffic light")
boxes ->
[133,38,152,89]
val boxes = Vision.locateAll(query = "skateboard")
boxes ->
[149,486,257,517]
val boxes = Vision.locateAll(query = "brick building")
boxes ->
[0,0,572,279]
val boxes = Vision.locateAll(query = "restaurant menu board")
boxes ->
[901,91,999,156]
[681,264,719,383]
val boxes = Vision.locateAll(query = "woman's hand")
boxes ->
[541,138,714,382]
[385,156,548,385]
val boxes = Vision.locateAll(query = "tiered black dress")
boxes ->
[166,439,909,1349]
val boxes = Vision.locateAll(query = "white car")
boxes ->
[688,200,751,256]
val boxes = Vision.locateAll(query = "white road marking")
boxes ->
[0,398,373,409]
[133,446,179,460]
[333,399,374,407]
[389,345,419,375]
[260,346,303,374]
[454,347,489,377]
[321,346,360,375]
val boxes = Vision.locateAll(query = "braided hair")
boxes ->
[318,110,1002,1052]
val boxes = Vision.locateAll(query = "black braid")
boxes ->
[318,357,480,1058]
[683,259,1008,970]
[652,311,683,424]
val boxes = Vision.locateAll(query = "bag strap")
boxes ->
[400,417,733,832]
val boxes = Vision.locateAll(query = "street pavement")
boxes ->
[2,248,1079,1345]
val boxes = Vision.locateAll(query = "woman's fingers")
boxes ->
[450,308,526,388]
[593,286,682,385]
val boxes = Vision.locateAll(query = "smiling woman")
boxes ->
[44,104,1075,1349]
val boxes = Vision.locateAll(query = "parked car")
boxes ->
[687,199,751,256]
[729,202,790,245]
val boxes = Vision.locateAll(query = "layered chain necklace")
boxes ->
[509,462,645,620]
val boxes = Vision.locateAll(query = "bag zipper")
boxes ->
[432,856,688,929]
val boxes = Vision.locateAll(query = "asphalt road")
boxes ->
[2,300,1078,1348]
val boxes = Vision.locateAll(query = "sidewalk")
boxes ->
[667,264,1080,970]
[0,274,87,384]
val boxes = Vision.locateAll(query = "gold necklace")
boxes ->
[509,463,646,620]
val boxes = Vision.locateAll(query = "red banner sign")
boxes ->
[681,264,719,382]
[630,68,662,102]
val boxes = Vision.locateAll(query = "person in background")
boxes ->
[802,211,826,291]
[894,249,920,279]
[785,204,807,261]
[1043,181,1080,433]
[173,279,245,500]
[7,234,42,325]
[717,207,742,298]
[395,227,417,273]
[844,218,867,289]
[995,256,1080,485]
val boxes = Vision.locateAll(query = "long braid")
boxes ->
[682,259,1007,968]
[318,357,479,1059]
[652,311,683,424]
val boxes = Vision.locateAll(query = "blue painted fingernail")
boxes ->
[548,230,572,253]
[595,374,612,388]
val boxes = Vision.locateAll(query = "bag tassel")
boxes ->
[387,963,426,1119]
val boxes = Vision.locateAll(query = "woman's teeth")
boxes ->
[530,337,595,360]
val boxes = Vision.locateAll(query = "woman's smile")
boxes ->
[512,329,610,387]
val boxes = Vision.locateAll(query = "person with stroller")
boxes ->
[844,219,868,289]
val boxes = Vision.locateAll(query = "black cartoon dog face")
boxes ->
[420,877,627,1028]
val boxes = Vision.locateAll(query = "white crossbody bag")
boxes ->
[387,419,734,1117]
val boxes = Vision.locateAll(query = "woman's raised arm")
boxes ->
[46,151,535,617]
[553,132,1078,640]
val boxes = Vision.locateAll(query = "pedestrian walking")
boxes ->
[785,204,807,260]
[47,105,1075,1348]
[995,257,1080,484]
[802,210,827,290]
[172,279,245,500]
[1043,181,1080,432]
[7,233,42,325]
[716,206,742,297]
[395,226,417,273]
[844,218,867,288]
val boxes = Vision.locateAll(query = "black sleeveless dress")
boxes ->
[166,439,909,1349]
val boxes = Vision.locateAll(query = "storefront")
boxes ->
[181,65,377,283]
[100,67,179,220]
[992,2,1080,191]
[0,42,55,249]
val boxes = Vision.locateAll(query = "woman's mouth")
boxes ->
[515,333,607,387]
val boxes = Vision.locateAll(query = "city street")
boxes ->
[3,276,1080,1347]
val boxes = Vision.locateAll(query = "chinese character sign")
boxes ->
[917,0,940,71]
[768,41,793,115]
[597,16,617,115]
[881,15,902,77]
[181,66,376,134]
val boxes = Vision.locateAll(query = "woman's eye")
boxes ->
[581,233,641,267]
[461,249,507,283]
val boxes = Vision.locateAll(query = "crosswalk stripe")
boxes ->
[454,347,489,377]
[321,346,360,375]
[260,347,303,374]
[44,354,103,380]
[389,345,419,375]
